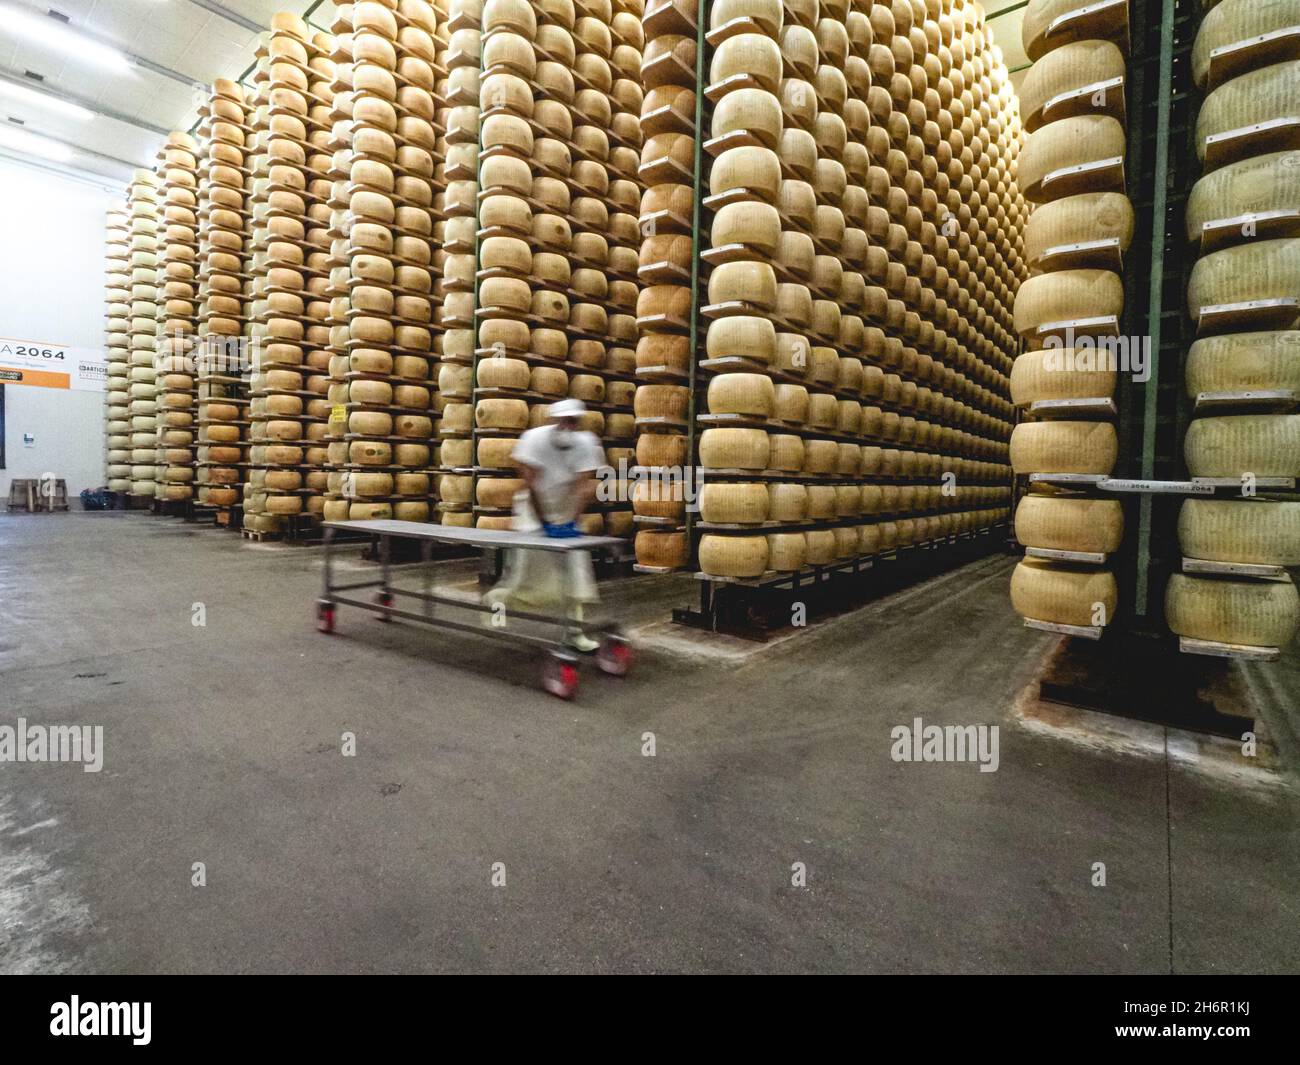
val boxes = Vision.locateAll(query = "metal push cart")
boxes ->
[316,520,634,698]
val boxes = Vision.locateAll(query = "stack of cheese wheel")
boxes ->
[241,16,335,533]
[427,0,459,516]
[428,0,481,529]
[323,0,440,524]
[1167,0,1300,650]
[194,79,254,521]
[471,0,553,530]
[321,0,360,524]
[471,0,644,535]
[1008,0,1130,630]
[694,0,786,577]
[585,0,643,540]
[154,131,201,501]
[126,167,162,498]
[298,29,341,520]
[688,0,1022,580]
[631,0,696,569]
[104,208,133,493]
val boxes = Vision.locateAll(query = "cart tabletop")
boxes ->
[323,519,625,553]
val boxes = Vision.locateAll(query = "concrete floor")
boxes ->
[1,511,1297,974]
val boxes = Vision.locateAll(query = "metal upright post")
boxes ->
[683,0,709,567]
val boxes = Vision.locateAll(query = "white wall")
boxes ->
[0,158,121,506]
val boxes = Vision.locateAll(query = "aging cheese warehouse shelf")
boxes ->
[0,0,1297,983]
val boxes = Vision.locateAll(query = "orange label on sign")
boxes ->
[0,366,71,389]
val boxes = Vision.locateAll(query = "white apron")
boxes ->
[481,489,599,612]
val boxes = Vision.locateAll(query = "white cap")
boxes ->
[548,399,586,420]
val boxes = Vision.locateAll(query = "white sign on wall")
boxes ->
[0,336,107,391]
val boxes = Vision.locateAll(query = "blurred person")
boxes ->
[482,399,605,650]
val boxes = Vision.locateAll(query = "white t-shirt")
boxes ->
[512,423,606,523]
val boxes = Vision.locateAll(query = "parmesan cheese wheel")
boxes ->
[1013,269,1124,336]
[766,532,808,572]
[706,316,777,364]
[1184,331,1300,396]
[1187,238,1300,319]
[477,357,531,390]
[1015,494,1125,553]
[1023,192,1135,266]
[710,34,782,92]
[699,534,769,577]
[1192,0,1300,88]
[1019,40,1127,131]
[707,372,775,417]
[698,427,770,469]
[1178,499,1300,565]
[1166,574,1300,647]
[1011,559,1118,626]
[476,398,529,429]
[1010,421,1119,474]
[1017,116,1126,203]
[635,530,689,569]
[712,88,782,147]
[634,385,689,420]
[476,437,518,469]
[1010,349,1117,404]
[708,260,777,308]
[636,432,688,468]
[805,530,836,565]
[1183,414,1300,477]
[710,146,781,200]
[1195,60,1300,164]
[699,483,770,523]
[1185,152,1300,242]
[711,201,782,253]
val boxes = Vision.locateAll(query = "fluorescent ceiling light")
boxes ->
[0,78,94,120]
[2,4,133,73]
[0,123,75,162]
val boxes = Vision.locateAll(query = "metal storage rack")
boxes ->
[656,0,1022,633]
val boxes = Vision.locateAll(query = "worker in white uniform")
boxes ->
[482,399,606,651]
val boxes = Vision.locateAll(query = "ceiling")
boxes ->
[1,0,1027,189]
[0,0,335,187]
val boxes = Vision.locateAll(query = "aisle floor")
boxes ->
[1,512,1297,973]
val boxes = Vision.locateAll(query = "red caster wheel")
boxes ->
[316,600,336,634]
[596,633,633,677]
[374,590,393,621]
[542,654,580,699]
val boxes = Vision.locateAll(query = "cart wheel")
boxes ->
[316,600,336,634]
[374,590,393,621]
[596,634,634,677]
[542,655,580,700]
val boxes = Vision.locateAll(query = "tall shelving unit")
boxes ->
[633,0,1025,632]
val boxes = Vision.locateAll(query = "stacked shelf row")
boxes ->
[629,0,698,569]
[469,0,645,537]
[195,79,255,523]
[433,0,480,528]
[126,168,162,498]
[241,15,338,534]
[320,0,444,525]
[634,0,1026,578]
[155,132,202,501]
[1168,0,1300,655]
[104,207,132,493]
[1007,0,1132,635]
